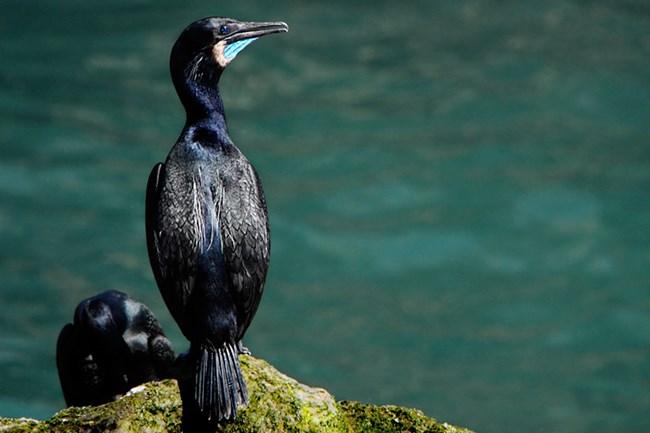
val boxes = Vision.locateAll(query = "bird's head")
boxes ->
[171,17,289,79]
[170,17,288,119]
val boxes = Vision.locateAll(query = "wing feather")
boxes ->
[145,163,194,332]
[218,163,270,339]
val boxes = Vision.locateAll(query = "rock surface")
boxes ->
[0,355,474,433]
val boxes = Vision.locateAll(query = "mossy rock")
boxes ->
[0,356,474,433]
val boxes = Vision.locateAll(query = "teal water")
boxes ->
[1,1,649,432]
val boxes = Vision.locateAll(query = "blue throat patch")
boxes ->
[224,38,259,61]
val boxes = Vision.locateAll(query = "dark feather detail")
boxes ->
[193,342,247,422]
[219,162,270,340]
[145,163,165,285]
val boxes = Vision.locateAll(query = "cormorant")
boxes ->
[145,17,287,427]
[56,290,175,407]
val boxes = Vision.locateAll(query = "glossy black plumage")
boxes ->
[145,16,286,427]
[56,290,175,407]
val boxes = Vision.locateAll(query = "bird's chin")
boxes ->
[212,41,230,68]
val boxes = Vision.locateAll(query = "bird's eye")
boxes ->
[218,25,230,35]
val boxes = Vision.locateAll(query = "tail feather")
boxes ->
[217,346,228,417]
[228,343,247,405]
[194,342,247,422]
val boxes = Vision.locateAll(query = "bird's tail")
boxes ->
[193,341,248,423]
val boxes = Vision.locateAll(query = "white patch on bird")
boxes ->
[191,173,208,252]
[208,182,223,251]
[122,329,148,352]
[122,299,141,324]
[212,41,229,68]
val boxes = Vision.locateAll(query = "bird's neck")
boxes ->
[173,65,229,131]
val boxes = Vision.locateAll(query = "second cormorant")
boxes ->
[56,290,175,407]
[145,17,287,427]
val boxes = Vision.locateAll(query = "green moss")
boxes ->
[0,356,474,433]
[339,401,474,433]
[221,356,348,433]
[0,417,40,433]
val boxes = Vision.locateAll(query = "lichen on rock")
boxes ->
[0,356,474,433]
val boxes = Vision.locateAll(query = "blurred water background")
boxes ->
[1,1,649,432]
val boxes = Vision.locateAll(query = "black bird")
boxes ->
[145,17,287,426]
[56,290,175,407]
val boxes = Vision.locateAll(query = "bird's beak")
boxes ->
[224,21,289,44]
[213,20,288,67]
